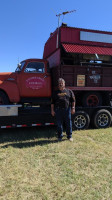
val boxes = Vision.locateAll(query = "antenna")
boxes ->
[56,10,76,48]
[18,57,20,64]
[56,9,76,17]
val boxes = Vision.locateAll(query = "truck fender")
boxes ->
[0,81,20,103]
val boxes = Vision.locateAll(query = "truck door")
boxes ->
[18,61,51,97]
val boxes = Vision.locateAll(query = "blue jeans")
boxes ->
[55,107,72,139]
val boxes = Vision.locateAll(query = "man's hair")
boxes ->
[58,78,65,84]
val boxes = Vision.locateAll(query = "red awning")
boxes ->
[62,43,112,55]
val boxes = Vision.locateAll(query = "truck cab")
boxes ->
[0,59,51,105]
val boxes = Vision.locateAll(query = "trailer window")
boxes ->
[24,62,45,73]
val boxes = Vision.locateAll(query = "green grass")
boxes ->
[0,127,112,200]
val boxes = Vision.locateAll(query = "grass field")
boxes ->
[0,126,112,200]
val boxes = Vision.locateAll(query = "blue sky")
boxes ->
[0,0,112,72]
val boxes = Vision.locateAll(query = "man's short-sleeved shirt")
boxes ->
[51,88,75,108]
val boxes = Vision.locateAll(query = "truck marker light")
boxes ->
[16,125,27,127]
[1,126,7,128]
[50,123,55,125]
[32,124,42,126]
[6,126,12,128]
[32,124,37,126]
[45,123,54,125]
[35,123,42,126]
[22,125,27,127]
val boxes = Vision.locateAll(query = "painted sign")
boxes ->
[26,77,45,89]
[89,74,101,83]
[89,71,101,84]
[77,75,85,87]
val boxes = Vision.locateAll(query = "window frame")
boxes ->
[24,62,45,73]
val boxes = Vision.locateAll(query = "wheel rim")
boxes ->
[97,114,109,127]
[87,95,99,107]
[74,115,86,129]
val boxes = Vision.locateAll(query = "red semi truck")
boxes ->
[1,24,112,107]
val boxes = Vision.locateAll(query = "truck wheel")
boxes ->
[82,92,102,107]
[0,91,9,105]
[72,111,90,130]
[93,109,112,128]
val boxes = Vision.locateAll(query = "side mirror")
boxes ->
[17,63,21,69]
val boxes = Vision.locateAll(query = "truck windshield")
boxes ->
[15,61,25,72]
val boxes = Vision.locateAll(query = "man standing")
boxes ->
[51,78,75,141]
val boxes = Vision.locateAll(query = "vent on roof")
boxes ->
[61,23,67,27]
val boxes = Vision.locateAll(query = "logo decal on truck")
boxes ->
[26,77,45,89]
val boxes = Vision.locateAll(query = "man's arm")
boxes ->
[70,90,75,115]
[71,101,75,115]
[51,104,55,116]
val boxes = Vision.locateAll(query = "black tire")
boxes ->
[72,111,90,130]
[93,109,112,129]
[82,92,102,107]
[0,91,9,105]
